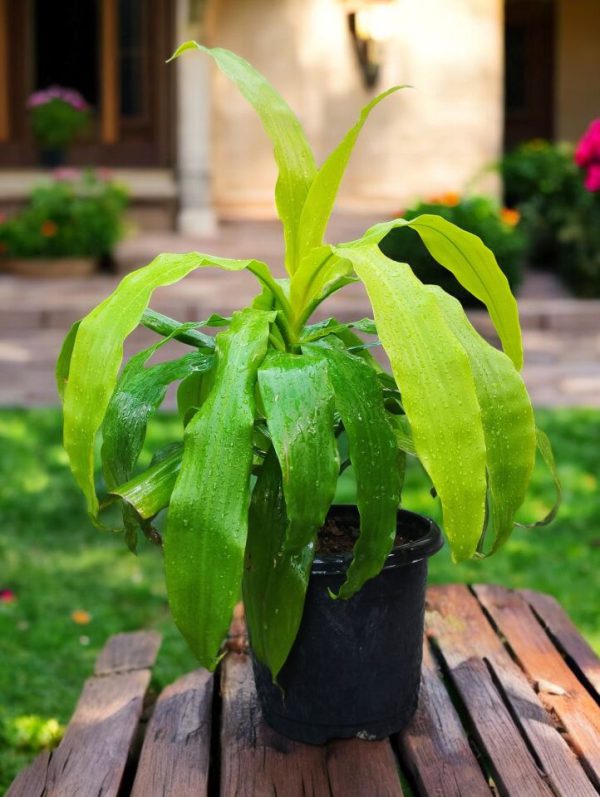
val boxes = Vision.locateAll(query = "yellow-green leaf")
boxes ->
[337,244,487,561]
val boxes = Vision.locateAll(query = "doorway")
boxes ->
[504,0,556,150]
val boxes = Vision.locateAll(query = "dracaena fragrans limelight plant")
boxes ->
[58,43,558,679]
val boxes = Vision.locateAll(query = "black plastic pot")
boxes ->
[252,506,443,744]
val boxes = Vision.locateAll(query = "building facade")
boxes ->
[0,0,598,233]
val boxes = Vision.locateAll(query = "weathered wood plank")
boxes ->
[7,631,160,797]
[42,669,152,796]
[520,588,600,698]
[130,669,213,797]
[397,640,492,796]
[5,751,51,797]
[427,584,568,797]
[94,629,162,675]
[220,652,403,797]
[474,584,600,790]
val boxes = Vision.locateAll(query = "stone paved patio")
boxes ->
[1,216,599,407]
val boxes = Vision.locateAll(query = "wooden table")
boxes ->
[8,584,600,796]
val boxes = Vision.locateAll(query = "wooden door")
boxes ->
[0,0,174,167]
[504,0,556,150]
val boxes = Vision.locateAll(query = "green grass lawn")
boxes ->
[1,407,599,790]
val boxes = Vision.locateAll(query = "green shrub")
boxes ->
[379,195,525,306]
[557,193,600,297]
[498,140,586,269]
[0,170,128,259]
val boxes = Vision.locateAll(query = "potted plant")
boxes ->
[27,86,91,167]
[0,170,128,278]
[57,44,557,744]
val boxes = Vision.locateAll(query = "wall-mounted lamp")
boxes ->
[345,1,397,89]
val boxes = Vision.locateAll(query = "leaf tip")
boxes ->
[167,40,203,63]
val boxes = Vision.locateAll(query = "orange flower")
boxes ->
[71,610,92,625]
[501,208,521,227]
[439,191,460,207]
[40,220,58,237]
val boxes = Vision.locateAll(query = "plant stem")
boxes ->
[140,308,215,350]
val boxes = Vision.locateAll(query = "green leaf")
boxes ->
[110,445,183,520]
[516,428,562,529]
[301,317,376,343]
[164,309,273,670]
[342,214,524,369]
[305,342,402,598]
[141,308,215,350]
[101,331,213,490]
[176,369,214,427]
[170,42,317,275]
[427,286,536,554]
[337,244,487,562]
[55,320,80,401]
[111,446,183,520]
[298,87,404,261]
[255,352,339,676]
[290,247,355,326]
[61,251,278,518]
[243,449,287,668]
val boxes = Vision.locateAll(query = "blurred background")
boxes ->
[0,0,599,789]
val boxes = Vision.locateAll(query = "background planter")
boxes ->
[0,256,96,278]
[252,506,443,745]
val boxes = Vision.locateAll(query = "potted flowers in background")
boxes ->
[58,44,557,744]
[27,86,91,167]
[0,170,128,277]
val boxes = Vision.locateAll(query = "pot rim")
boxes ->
[312,505,443,575]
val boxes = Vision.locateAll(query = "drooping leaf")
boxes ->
[62,251,279,517]
[170,42,317,274]
[164,309,273,670]
[305,342,402,598]
[111,445,183,520]
[297,87,404,260]
[243,448,287,668]
[337,243,487,561]
[100,327,212,551]
[427,286,536,554]
[55,320,80,401]
[255,352,339,676]
[101,330,213,490]
[343,214,524,369]
[516,428,562,529]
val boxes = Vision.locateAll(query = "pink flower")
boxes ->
[0,589,16,604]
[584,163,600,193]
[575,119,600,167]
[27,85,89,111]
[53,167,80,182]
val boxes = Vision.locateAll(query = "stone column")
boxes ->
[175,0,217,236]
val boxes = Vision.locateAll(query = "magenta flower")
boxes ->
[575,119,600,192]
[584,163,600,193]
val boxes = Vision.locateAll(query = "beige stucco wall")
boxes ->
[205,0,503,217]
[556,0,600,142]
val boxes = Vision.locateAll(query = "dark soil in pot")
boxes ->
[251,505,443,745]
